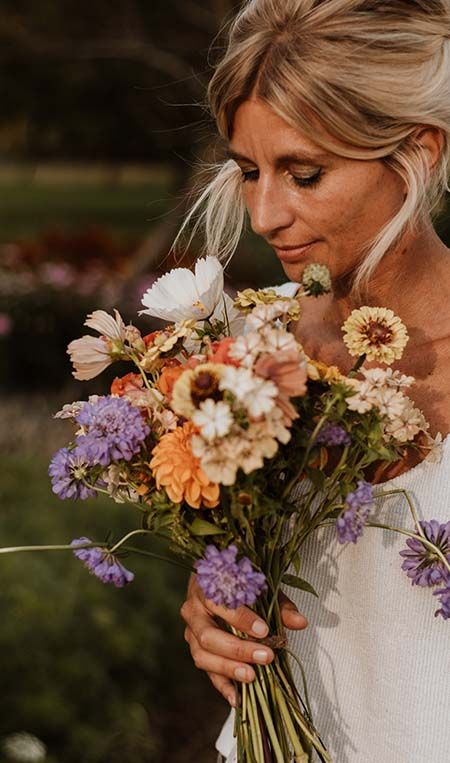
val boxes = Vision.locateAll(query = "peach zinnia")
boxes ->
[150,422,220,509]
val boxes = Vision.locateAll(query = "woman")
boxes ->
[180,1,450,760]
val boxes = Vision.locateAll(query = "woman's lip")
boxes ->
[273,241,318,263]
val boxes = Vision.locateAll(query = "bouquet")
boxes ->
[2,257,449,763]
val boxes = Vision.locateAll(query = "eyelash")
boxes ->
[240,168,323,188]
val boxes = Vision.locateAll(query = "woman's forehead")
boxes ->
[229,99,333,163]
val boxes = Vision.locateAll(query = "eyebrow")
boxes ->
[226,148,330,166]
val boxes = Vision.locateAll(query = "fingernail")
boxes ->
[253,649,270,664]
[227,694,236,707]
[234,666,250,681]
[252,620,268,637]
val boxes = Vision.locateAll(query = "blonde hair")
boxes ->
[176,0,450,292]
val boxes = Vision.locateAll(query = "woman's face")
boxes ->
[229,99,406,285]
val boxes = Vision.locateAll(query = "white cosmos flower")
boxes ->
[211,291,246,337]
[140,256,224,322]
[192,399,234,441]
[84,309,126,341]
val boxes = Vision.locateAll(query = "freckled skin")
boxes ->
[231,99,406,285]
[230,99,450,438]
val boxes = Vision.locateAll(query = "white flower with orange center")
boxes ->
[342,306,408,364]
[140,256,224,322]
[150,422,220,508]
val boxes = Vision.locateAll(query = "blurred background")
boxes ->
[0,2,449,762]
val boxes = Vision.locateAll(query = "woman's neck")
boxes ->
[332,222,450,349]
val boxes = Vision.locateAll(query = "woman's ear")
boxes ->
[412,126,445,171]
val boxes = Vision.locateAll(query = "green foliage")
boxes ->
[281,574,319,598]
[0,455,224,762]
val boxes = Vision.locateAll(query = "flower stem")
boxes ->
[273,681,308,762]
[252,674,285,763]
[0,542,95,555]
[366,522,450,574]
[374,488,425,537]
[247,681,265,762]
[121,546,193,572]
[347,353,366,377]
[109,529,152,554]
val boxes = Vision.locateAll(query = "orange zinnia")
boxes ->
[157,363,184,399]
[149,422,220,509]
[111,372,143,396]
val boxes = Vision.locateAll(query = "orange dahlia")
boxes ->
[149,422,220,509]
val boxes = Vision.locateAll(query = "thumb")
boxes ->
[278,590,308,630]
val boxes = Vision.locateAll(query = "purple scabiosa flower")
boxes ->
[49,447,97,500]
[76,395,150,466]
[195,545,267,609]
[71,537,134,587]
[315,422,351,447]
[433,586,450,620]
[336,480,374,544]
[399,520,450,587]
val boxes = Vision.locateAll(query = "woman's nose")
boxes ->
[248,179,296,238]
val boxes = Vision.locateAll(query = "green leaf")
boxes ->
[307,468,326,490]
[282,574,319,597]
[291,552,301,575]
[190,518,226,536]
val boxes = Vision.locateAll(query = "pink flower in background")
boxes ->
[40,263,76,289]
[0,313,12,336]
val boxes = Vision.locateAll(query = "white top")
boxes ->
[217,283,450,762]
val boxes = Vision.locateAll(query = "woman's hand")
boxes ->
[181,573,308,707]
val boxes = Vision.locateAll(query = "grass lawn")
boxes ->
[0,452,225,763]
[0,181,172,241]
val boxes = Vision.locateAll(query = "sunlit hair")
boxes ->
[175,0,450,292]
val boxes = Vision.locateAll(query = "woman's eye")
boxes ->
[292,169,322,188]
[241,168,323,187]
[241,169,259,182]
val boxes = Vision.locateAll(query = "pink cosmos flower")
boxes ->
[254,349,307,421]
[67,335,113,381]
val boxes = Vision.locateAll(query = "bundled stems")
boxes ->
[232,609,331,763]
